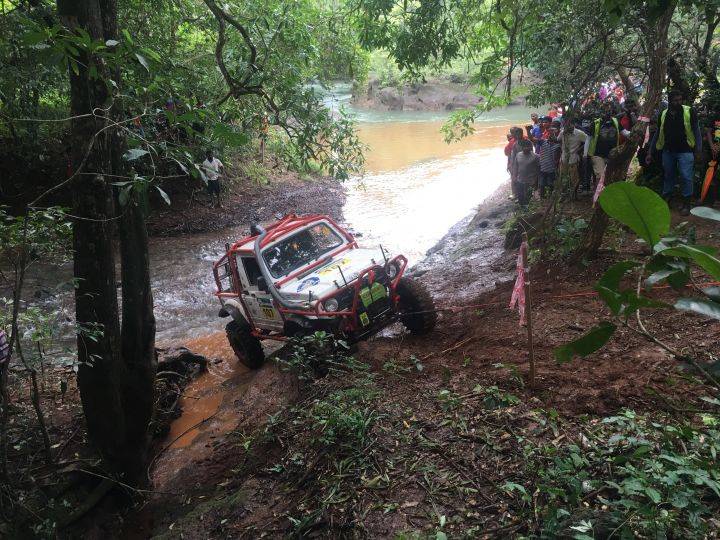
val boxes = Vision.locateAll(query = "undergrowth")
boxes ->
[174,335,720,538]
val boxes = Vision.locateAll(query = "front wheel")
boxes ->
[226,320,265,369]
[396,277,437,335]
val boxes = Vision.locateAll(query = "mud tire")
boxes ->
[226,320,265,369]
[396,277,437,335]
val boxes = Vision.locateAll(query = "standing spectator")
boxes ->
[201,149,225,208]
[512,139,540,207]
[648,89,702,215]
[587,103,631,187]
[529,116,551,153]
[619,98,638,132]
[559,118,588,196]
[703,115,720,205]
[509,127,526,200]
[539,128,561,198]
[504,131,517,172]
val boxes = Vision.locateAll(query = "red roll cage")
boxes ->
[212,214,407,340]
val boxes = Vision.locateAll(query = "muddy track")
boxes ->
[131,189,720,538]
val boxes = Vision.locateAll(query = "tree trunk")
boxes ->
[573,2,676,260]
[58,0,128,469]
[58,0,156,483]
[119,191,157,480]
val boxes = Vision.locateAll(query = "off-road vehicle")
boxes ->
[212,214,436,368]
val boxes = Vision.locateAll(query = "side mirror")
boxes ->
[256,277,268,292]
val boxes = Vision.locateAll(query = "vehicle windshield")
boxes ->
[262,222,344,279]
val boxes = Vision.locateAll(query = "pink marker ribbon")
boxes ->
[509,241,528,326]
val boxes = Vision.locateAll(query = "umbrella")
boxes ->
[701,160,717,203]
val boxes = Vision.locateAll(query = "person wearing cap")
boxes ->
[647,89,702,215]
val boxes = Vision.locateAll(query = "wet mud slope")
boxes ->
[131,193,720,538]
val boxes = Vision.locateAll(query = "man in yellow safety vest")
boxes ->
[586,103,631,188]
[647,89,702,215]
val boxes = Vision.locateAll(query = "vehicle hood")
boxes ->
[276,247,386,302]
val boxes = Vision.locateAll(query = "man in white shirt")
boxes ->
[559,119,588,197]
[201,149,225,207]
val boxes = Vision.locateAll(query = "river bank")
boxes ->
[146,169,346,237]
[350,73,539,112]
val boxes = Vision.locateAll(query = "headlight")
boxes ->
[385,262,398,279]
[323,298,339,312]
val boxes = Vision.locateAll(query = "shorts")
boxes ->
[207,179,221,195]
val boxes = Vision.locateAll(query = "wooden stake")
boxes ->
[521,233,536,388]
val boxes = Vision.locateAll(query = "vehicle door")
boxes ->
[237,256,283,331]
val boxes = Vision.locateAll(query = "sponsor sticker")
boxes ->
[318,258,352,276]
[297,276,320,292]
[261,306,275,318]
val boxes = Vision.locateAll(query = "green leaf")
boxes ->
[554,322,617,363]
[674,298,720,320]
[595,285,624,315]
[599,183,670,247]
[21,30,47,46]
[155,186,171,206]
[660,245,720,280]
[644,269,677,288]
[212,124,249,147]
[123,148,149,161]
[645,487,662,504]
[598,261,639,290]
[135,53,150,71]
[595,261,638,314]
[700,396,720,406]
[690,206,720,222]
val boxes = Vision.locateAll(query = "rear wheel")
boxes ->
[226,320,265,369]
[396,277,437,335]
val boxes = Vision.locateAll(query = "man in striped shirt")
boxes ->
[538,128,561,198]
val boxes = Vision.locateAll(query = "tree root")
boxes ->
[56,478,114,529]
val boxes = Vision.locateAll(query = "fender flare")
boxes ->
[218,299,248,325]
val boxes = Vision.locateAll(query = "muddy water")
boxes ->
[345,121,511,262]
[158,107,532,454]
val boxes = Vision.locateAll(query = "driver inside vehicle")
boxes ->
[263,223,343,278]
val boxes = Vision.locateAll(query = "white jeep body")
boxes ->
[231,218,388,333]
[276,246,386,303]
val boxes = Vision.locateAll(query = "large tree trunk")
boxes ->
[58,0,156,483]
[58,0,128,467]
[119,192,157,480]
[573,2,676,260]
